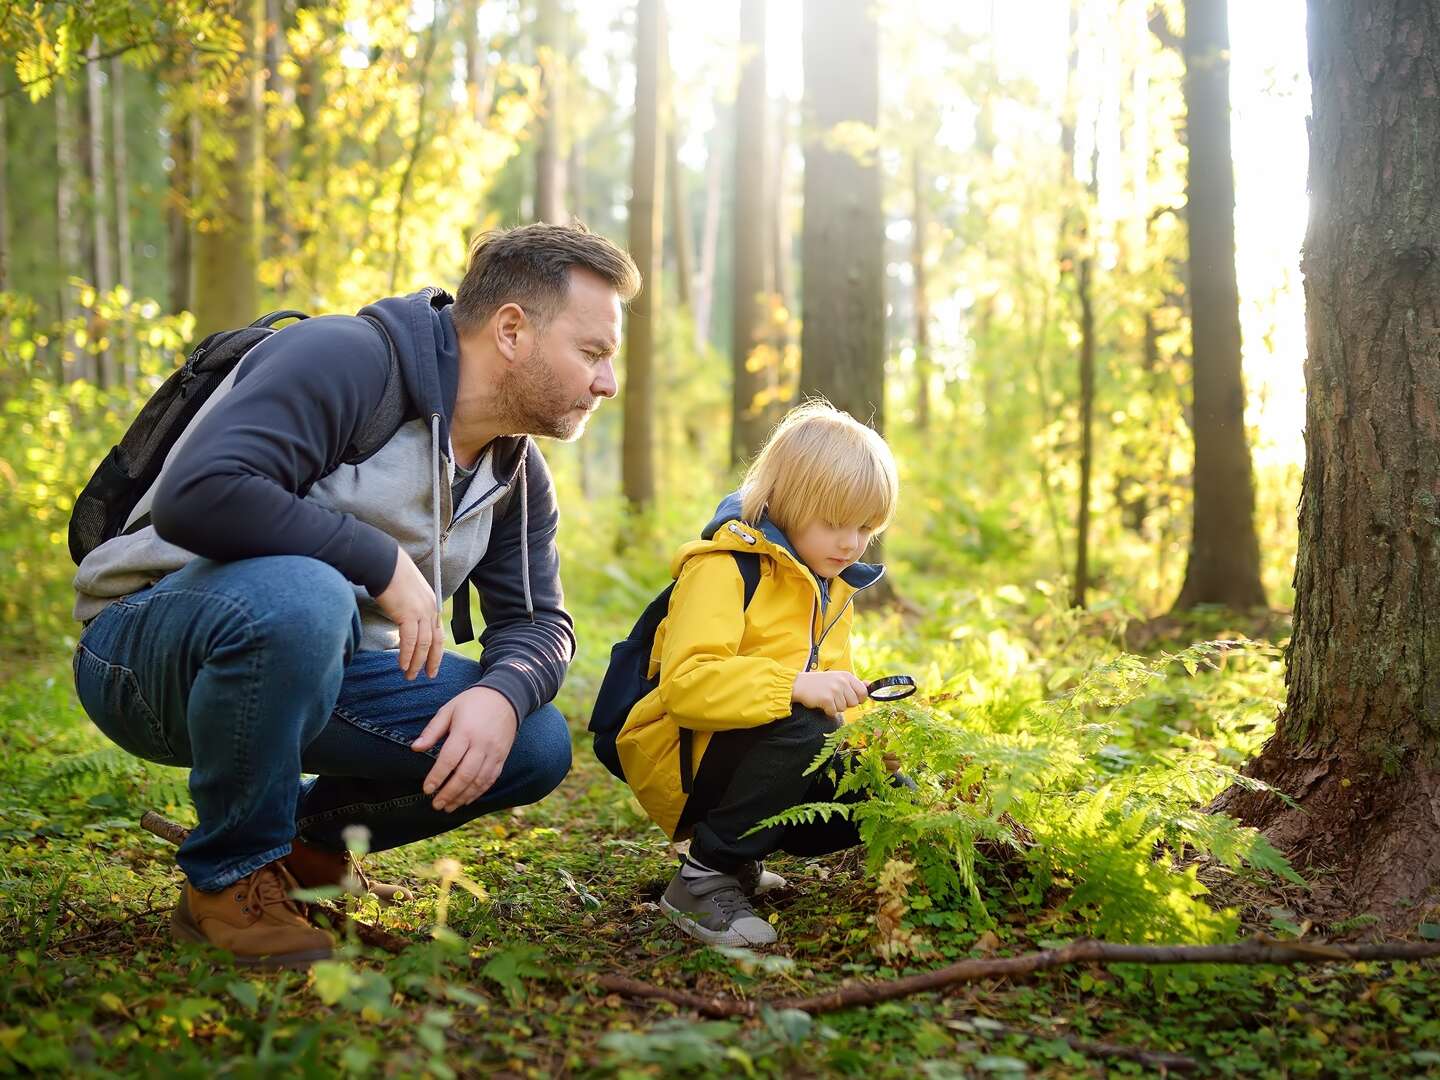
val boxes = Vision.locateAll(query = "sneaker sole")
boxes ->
[171,906,333,970]
[659,898,778,947]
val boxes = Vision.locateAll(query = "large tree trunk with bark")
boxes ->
[1171,0,1266,611]
[166,106,195,317]
[621,0,664,509]
[1213,0,1440,930]
[798,0,884,428]
[111,57,135,384]
[730,0,769,466]
[799,0,892,605]
[192,0,263,341]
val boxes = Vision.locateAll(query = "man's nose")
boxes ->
[593,358,618,399]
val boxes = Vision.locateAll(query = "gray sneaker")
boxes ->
[661,870,778,946]
[736,860,788,896]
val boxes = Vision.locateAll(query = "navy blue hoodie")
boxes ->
[74,289,576,724]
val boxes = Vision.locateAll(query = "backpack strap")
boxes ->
[345,314,406,464]
[678,550,763,795]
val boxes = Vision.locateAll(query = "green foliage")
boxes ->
[0,287,193,658]
[764,640,1297,943]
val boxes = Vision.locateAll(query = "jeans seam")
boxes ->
[330,703,442,758]
[74,642,172,756]
[191,841,293,893]
[295,792,431,835]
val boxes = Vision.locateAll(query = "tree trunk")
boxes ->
[110,57,135,384]
[192,0,263,341]
[166,107,195,317]
[911,152,930,432]
[799,0,883,427]
[1171,0,1267,611]
[1212,0,1440,930]
[533,0,566,224]
[389,5,446,292]
[463,0,494,123]
[667,127,692,310]
[768,95,791,315]
[799,0,890,604]
[730,0,769,466]
[86,38,117,387]
[56,85,90,382]
[622,0,664,510]
[694,112,724,351]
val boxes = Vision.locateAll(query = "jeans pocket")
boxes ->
[72,643,178,765]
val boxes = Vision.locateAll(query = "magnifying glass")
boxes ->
[867,675,917,701]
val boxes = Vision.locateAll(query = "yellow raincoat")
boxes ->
[616,503,883,839]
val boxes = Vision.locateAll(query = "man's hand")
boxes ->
[376,547,444,680]
[792,670,869,718]
[410,686,519,811]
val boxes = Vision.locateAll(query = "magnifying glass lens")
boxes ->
[867,675,917,701]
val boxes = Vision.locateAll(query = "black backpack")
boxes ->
[589,551,761,790]
[68,310,403,565]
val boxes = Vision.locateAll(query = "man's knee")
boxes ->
[509,704,572,805]
[219,557,360,654]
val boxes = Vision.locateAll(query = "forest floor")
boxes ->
[3,614,1439,1079]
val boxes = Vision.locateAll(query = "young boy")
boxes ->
[615,402,899,946]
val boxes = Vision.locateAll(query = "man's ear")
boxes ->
[492,302,529,363]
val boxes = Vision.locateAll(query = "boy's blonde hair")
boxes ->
[739,401,898,536]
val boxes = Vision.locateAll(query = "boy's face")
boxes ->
[791,518,875,579]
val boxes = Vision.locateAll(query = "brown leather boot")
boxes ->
[172,861,334,968]
[283,838,412,907]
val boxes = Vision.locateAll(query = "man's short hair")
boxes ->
[451,222,642,333]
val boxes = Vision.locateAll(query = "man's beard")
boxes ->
[494,344,595,441]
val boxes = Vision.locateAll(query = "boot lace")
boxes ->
[249,864,306,917]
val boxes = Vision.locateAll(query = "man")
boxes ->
[70,223,641,967]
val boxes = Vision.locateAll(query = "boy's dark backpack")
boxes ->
[589,551,761,787]
[68,310,403,566]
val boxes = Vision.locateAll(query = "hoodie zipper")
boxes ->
[814,565,885,658]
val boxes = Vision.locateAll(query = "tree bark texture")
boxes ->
[56,85,90,382]
[731,0,769,466]
[1214,0,1440,928]
[166,108,195,317]
[798,0,884,431]
[85,38,117,386]
[1172,0,1267,611]
[533,0,566,225]
[192,0,263,342]
[622,0,664,509]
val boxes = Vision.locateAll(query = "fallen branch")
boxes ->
[946,1013,1199,1073]
[140,811,409,955]
[597,936,1440,1018]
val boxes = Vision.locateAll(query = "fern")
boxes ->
[762,638,1300,944]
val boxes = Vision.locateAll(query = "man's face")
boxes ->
[497,268,622,442]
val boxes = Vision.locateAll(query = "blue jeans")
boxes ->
[72,556,572,891]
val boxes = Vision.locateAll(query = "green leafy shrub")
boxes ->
[0,286,193,658]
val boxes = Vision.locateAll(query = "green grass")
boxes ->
[3,596,1439,1077]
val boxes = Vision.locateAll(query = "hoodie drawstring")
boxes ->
[518,450,534,622]
[430,413,443,618]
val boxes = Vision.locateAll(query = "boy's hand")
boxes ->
[793,670,869,718]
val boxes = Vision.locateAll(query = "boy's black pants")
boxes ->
[679,705,861,874]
